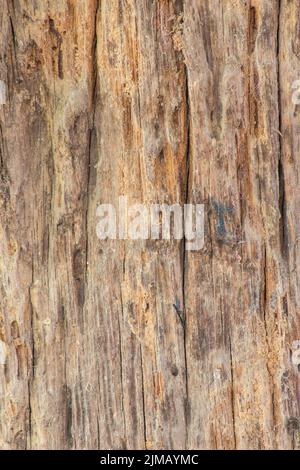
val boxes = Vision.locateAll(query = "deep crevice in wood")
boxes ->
[277,0,288,260]
[182,59,191,446]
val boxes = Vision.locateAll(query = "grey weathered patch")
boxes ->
[0,81,6,105]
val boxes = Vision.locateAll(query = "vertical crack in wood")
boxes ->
[277,0,287,259]
[182,60,191,445]
[7,1,18,85]
[96,373,102,449]
[9,16,17,60]
[26,378,32,450]
[61,304,74,449]
[96,409,101,449]
[86,0,100,281]
[139,345,147,449]
[249,5,258,55]
[228,333,237,449]
[8,0,17,54]
[0,124,5,173]
[63,384,73,449]
[49,18,63,80]
[118,285,127,447]
[28,256,36,449]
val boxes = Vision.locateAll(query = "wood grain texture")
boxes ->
[0,0,299,450]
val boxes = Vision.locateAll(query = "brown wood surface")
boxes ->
[0,0,300,450]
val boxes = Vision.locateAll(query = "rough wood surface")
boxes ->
[0,0,299,450]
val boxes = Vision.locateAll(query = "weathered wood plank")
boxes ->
[0,0,299,450]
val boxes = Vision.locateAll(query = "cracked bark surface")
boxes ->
[0,0,300,450]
